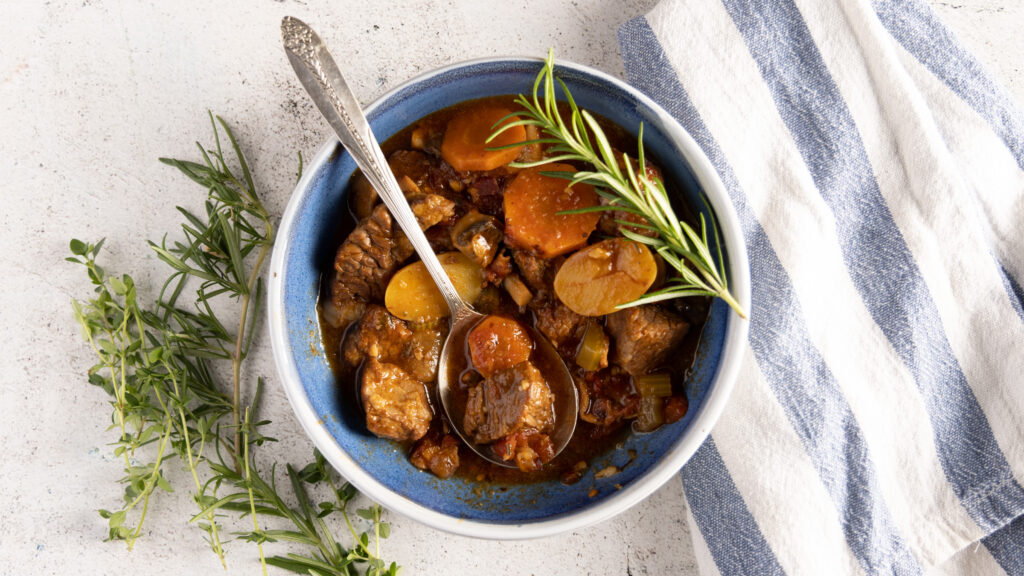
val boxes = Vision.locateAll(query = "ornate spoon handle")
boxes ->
[281,16,470,319]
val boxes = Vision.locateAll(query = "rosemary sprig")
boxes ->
[489,50,747,318]
[69,114,398,575]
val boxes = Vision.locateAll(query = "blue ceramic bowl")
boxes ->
[268,57,750,539]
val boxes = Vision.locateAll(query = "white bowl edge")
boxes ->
[267,56,751,540]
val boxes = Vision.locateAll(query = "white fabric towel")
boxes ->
[618,0,1024,574]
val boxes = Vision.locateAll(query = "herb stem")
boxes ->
[165,359,227,566]
[242,407,268,576]
[375,511,381,562]
[332,480,358,544]
[126,417,173,549]
[84,317,132,470]
[94,287,135,469]
[230,170,273,472]
[118,314,136,457]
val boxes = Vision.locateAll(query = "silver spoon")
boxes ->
[281,17,577,468]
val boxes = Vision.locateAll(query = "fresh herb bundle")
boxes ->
[489,50,747,318]
[69,113,398,576]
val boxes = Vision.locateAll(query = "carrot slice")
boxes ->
[467,315,533,377]
[441,104,525,171]
[504,164,600,258]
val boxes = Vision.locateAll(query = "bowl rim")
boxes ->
[268,55,751,540]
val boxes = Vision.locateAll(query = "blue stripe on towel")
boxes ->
[620,15,920,576]
[681,439,786,576]
[720,0,1024,534]
[983,515,1024,576]
[872,0,1024,172]
[873,0,1024,319]
[997,261,1024,324]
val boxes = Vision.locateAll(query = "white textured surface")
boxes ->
[0,1,1018,574]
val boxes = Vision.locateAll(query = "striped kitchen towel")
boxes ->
[619,0,1024,574]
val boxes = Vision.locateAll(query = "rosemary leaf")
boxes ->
[490,49,747,318]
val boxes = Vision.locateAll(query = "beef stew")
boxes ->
[319,96,709,483]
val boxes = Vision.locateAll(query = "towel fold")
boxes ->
[618,0,1024,574]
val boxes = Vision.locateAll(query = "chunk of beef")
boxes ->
[463,361,554,445]
[403,327,444,382]
[492,429,555,472]
[509,250,570,306]
[486,250,513,286]
[361,359,432,442]
[402,192,454,231]
[467,175,507,217]
[390,149,463,200]
[344,305,410,365]
[348,150,455,220]
[344,305,443,383]
[410,431,461,478]
[331,194,455,325]
[577,369,639,427]
[511,249,551,296]
[533,299,587,358]
[472,285,504,316]
[425,215,458,253]
[388,150,433,189]
[605,305,689,375]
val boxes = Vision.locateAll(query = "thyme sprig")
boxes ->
[489,50,747,318]
[69,114,398,575]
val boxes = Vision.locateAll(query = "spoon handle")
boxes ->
[281,16,470,319]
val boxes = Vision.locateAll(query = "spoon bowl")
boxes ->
[282,16,578,468]
[437,311,578,468]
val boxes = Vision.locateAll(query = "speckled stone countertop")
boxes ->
[2,1,1020,574]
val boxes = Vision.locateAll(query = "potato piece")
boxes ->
[553,239,657,316]
[441,104,525,172]
[467,316,534,377]
[504,165,600,258]
[385,252,483,322]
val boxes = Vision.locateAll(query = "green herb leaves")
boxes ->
[489,50,747,318]
[70,114,398,574]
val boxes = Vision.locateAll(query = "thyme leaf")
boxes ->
[69,113,399,575]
